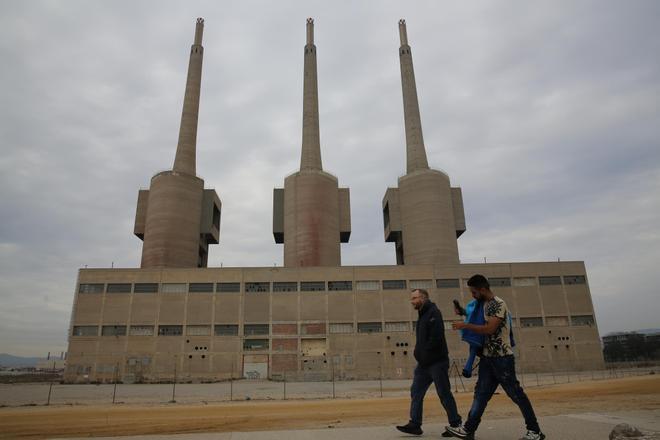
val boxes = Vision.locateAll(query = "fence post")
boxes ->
[379,365,383,398]
[230,361,234,402]
[283,370,287,400]
[171,356,177,403]
[46,360,56,406]
[535,372,539,387]
[112,362,119,404]
[331,359,336,399]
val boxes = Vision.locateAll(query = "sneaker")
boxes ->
[444,425,474,439]
[519,430,546,440]
[396,422,423,435]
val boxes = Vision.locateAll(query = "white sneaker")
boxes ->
[444,425,473,439]
[519,430,546,440]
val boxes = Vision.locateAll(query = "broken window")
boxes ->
[158,325,183,336]
[214,324,239,336]
[357,322,382,333]
[273,282,298,292]
[79,283,104,294]
[216,282,241,293]
[301,281,325,292]
[382,280,406,290]
[436,279,460,288]
[72,326,98,336]
[245,282,270,293]
[244,324,269,335]
[134,283,158,293]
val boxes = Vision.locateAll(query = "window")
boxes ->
[72,326,98,336]
[273,282,298,292]
[571,315,594,326]
[129,325,154,336]
[301,323,325,335]
[545,316,569,327]
[384,322,409,332]
[215,324,239,336]
[383,203,390,229]
[106,283,131,293]
[358,322,382,333]
[513,277,537,287]
[79,283,104,294]
[134,283,158,293]
[243,339,269,350]
[189,283,214,293]
[102,325,127,336]
[329,323,353,334]
[161,283,186,294]
[244,324,269,335]
[539,276,562,286]
[158,325,183,336]
[186,325,211,336]
[383,280,406,290]
[328,281,352,291]
[436,279,460,289]
[520,317,543,327]
[356,280,379,291]
[217,282,240,293]
[409,280,432,290]
[245,282,270,293]
[564,275,586,285]
[301,281,325,292]
[490,277,511,287]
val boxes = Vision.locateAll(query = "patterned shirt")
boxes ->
[482,296,514,357]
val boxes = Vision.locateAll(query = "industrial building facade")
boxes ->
[64,18,604,383]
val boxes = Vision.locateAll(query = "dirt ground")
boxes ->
[0,375,658,439]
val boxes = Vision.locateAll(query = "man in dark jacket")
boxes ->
[396,288,464,436]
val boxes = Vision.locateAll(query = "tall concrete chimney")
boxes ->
[134,18,221,268]
[382,20,466,266]
[273,18,351,267]
[172,18,205,176]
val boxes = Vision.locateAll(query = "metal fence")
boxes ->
[0,365,655,407]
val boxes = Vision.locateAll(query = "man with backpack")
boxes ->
[446,274,545,440]
[396,288,464,436]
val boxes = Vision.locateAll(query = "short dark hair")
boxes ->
[412,288,429,298]
[467,274,490,289]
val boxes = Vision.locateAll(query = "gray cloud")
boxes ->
[1,0,659,356]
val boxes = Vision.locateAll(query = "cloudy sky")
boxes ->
[1,1,658,357]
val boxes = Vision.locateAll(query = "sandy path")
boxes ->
[0,375,658,439]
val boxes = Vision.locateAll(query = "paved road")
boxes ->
[57,409,660,440]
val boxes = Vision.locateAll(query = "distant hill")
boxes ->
[0,354,44,368]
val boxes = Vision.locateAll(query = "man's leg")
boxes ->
[429,359,462,427]
[463,357,499,434]
[409,363,433,427]
[492,356,541,434]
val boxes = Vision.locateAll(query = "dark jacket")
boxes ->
[414,300,449,367]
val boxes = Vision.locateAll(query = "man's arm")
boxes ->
[452,317,502,335]
[428,309,445,348]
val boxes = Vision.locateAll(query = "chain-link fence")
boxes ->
[0,365,655,407]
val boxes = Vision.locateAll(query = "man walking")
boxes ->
[447,274,545,440]
[396,288,463,436]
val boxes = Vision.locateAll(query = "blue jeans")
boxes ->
[409,360,462,427]
[464,355,540,433]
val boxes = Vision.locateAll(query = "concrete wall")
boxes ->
[65,262,604,383]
